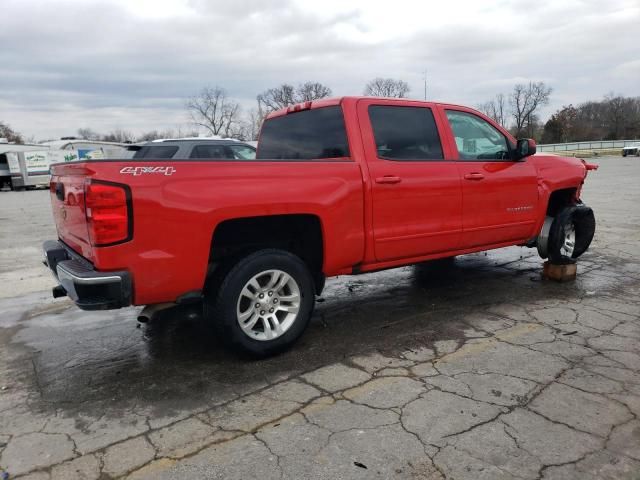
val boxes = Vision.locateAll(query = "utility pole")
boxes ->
[423,70,427,101]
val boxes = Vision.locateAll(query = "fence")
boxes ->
[537,139,639,152]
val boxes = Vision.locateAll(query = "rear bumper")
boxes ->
[42,240,132,310]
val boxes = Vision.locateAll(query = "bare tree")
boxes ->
[137,129,183,141]
[101,129,135,143]
[604,93,630,140]
[257,82,332,115]
[542,95,640,142]
[174,125,200,138]
[363,78,410,98]
[257,84,296,113]
[524,113,542,139]
[187,86,241,137]
[296,82,332,102]
[137,130,162,141]
[77,128,100,141]
[542,105,578,143]
[237,108,265,141]
[0,121,24,144]
[478,93,507,127]
[510,82,552,137]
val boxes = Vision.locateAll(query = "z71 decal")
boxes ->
[120,166,176,176]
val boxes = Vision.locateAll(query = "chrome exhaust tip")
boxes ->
[137,303,175,323]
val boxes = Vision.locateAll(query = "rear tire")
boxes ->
[203,249,315,357]
[547,204,596,264]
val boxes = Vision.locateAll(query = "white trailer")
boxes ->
[38,139,132,159]
[1,139,130,190]
[0,141,49,190]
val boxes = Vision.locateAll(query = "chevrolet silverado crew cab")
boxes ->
[43,97,597,356]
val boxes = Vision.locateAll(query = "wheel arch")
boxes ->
[535,186,580,257]
[545,187,579,217]
[207,214,325,293]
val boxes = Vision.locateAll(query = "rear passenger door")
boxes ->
[357,99,462,262]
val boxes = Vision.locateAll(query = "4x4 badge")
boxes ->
[120,166,176,176]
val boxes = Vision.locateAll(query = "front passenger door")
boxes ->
[443,108,539,248]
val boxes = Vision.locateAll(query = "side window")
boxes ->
[132,146,178,159]
[190,145,232,159]
[228,145,256,160]
[445,110,511,161]
[257,106,349,160]
[368,106,443,161]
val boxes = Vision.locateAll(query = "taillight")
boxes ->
[85,181,132,246]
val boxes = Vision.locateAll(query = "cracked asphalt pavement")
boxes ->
[1,155,639,479]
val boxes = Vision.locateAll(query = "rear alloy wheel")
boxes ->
[204,249,315,356]
[236,269,301,341]
[544,204,596,264]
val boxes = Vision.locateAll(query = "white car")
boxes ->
[622,142,640,157]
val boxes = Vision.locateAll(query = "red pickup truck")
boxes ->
[44,97,596,355]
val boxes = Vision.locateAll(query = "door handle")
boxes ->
[464,172,485,180]
[375,175,402,184]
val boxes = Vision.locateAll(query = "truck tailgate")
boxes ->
[49,163,95,261]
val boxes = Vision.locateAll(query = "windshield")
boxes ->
[445,110,510,160]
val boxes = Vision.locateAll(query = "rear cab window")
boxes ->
[257,106,349,160]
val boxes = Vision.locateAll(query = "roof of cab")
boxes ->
[265,96,465,120]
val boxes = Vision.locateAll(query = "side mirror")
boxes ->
[516,138,536,160]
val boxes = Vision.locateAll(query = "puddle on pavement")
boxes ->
[2,246,625,420]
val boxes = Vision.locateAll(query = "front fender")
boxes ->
[531,154,588,233]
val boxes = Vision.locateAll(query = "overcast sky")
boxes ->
[1,0,639,140]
